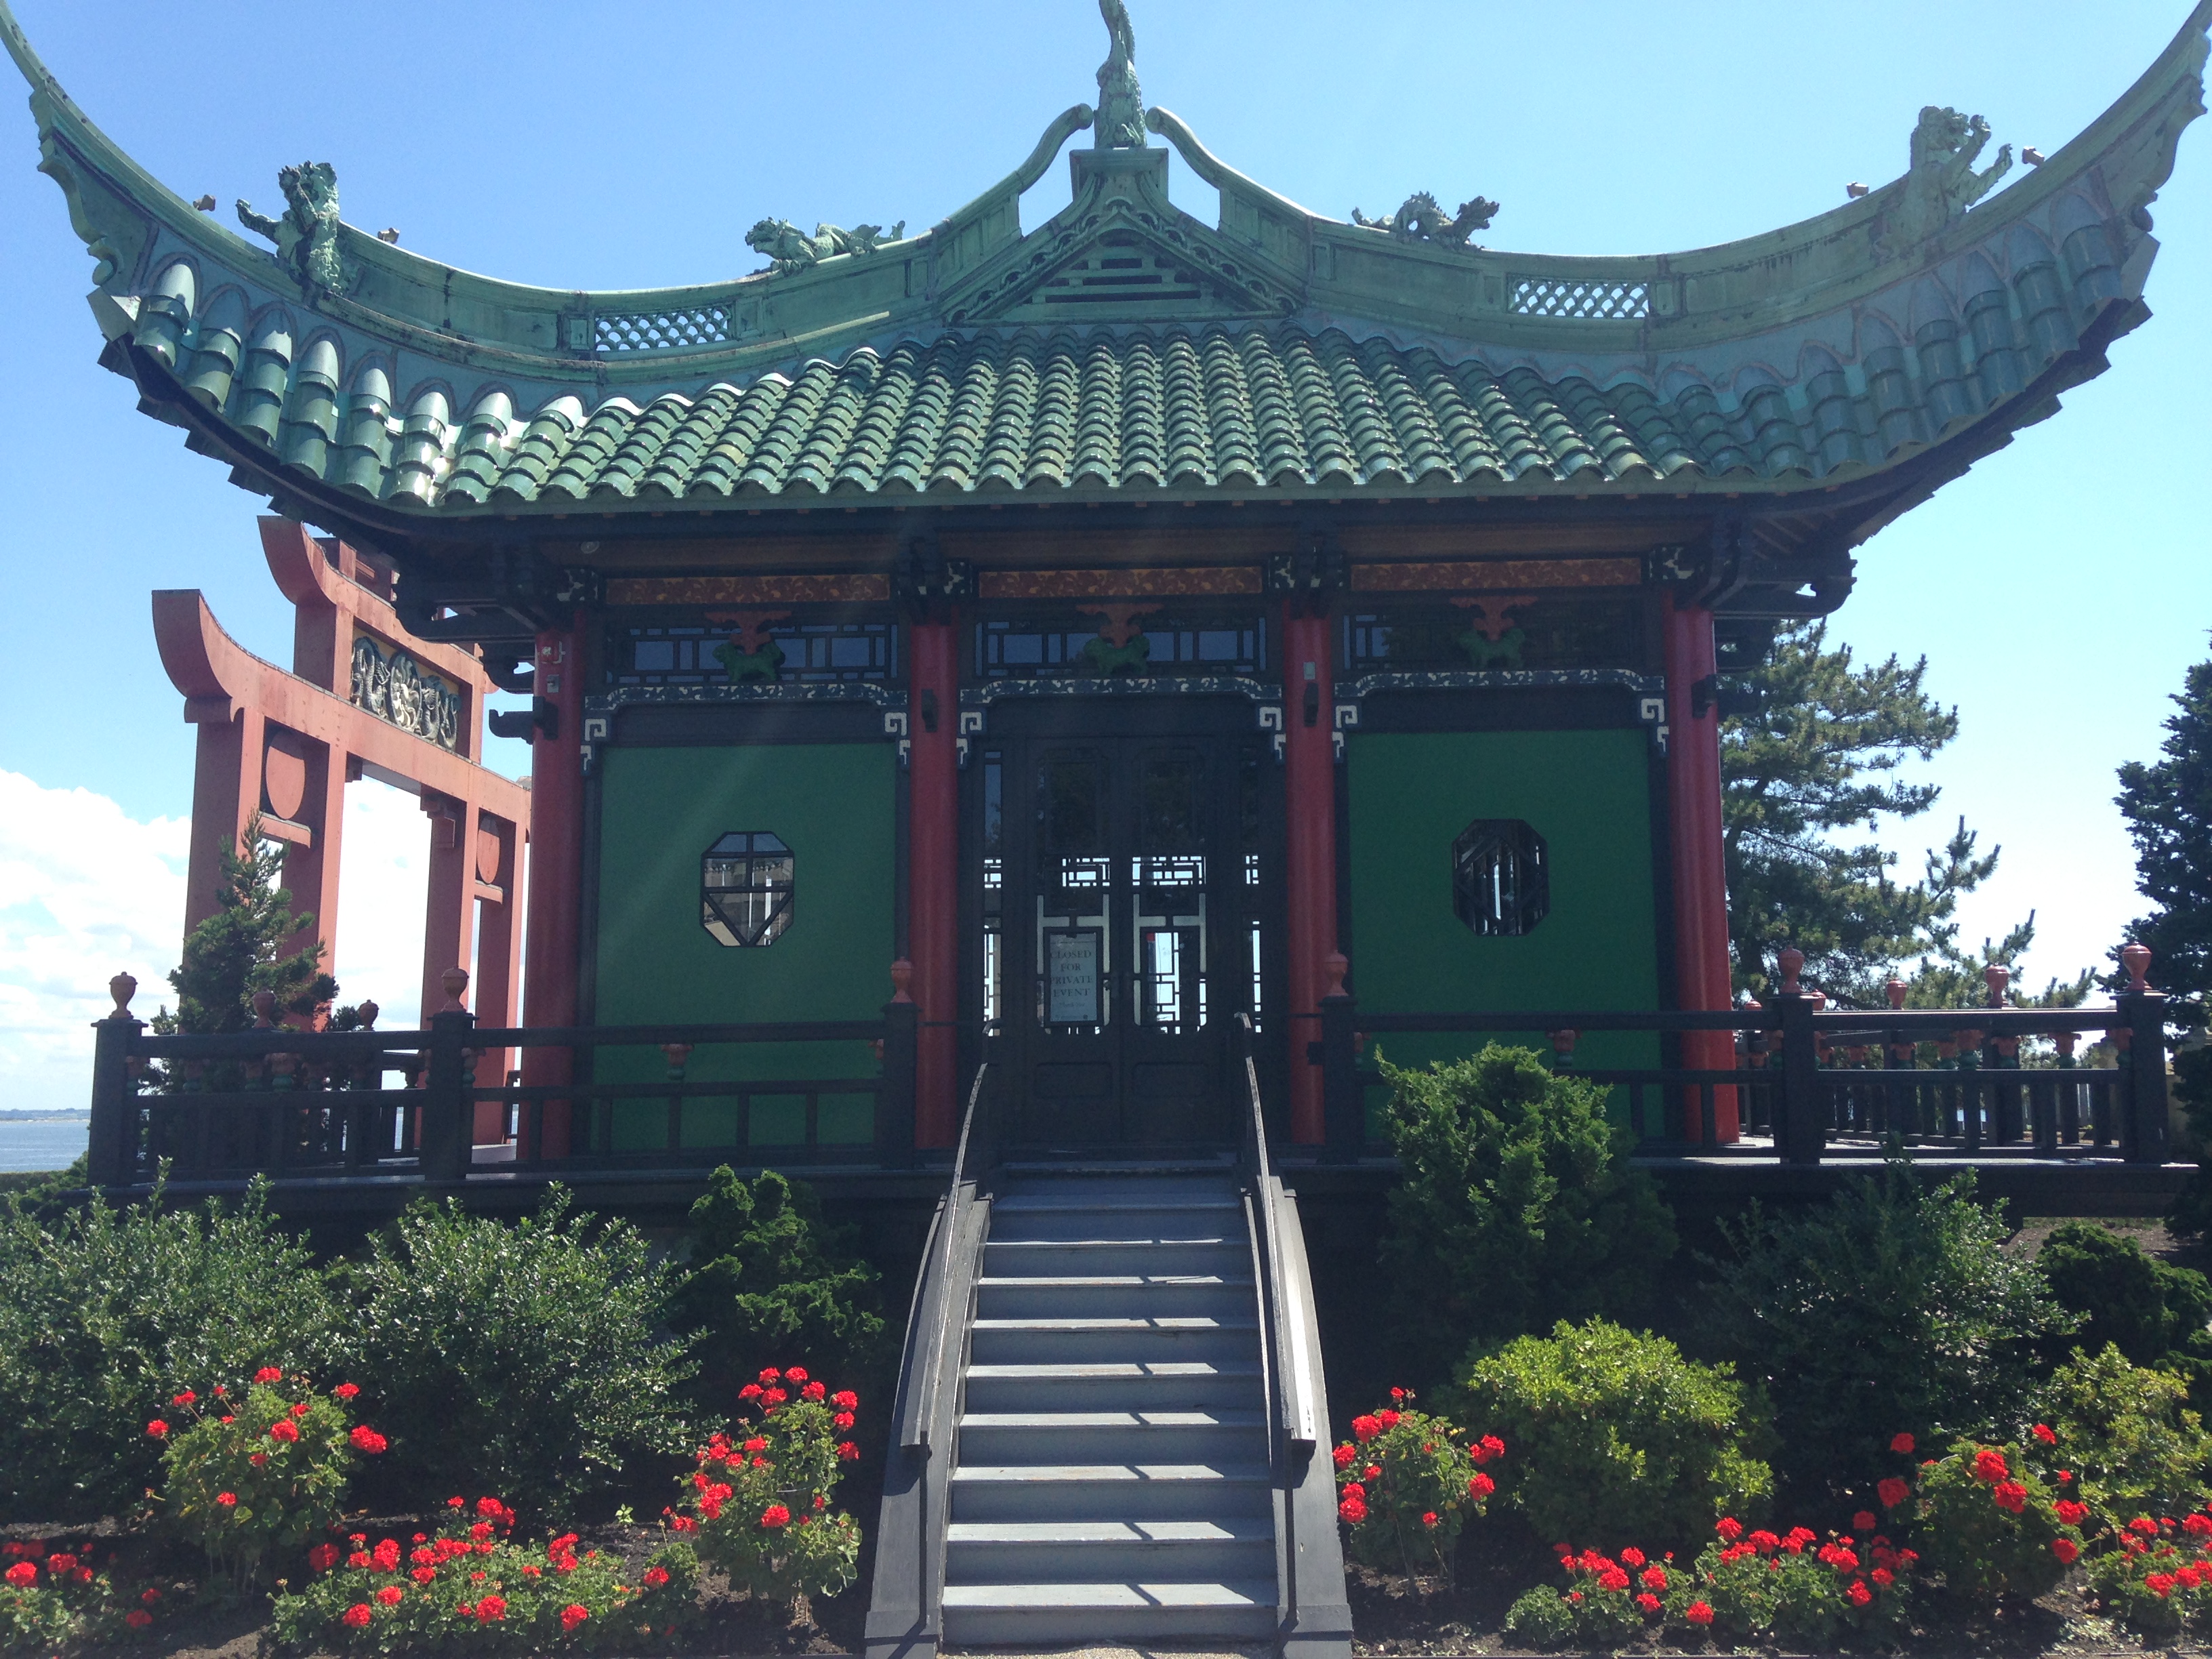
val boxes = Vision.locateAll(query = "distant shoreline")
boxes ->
[0,1112,90,1122]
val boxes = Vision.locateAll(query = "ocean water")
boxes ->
[0,1119,88,1173]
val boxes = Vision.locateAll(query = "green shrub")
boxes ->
[1699,1166,2071,1502]
[2036,1344,2212,1523]
[2039,1222,2212,1399]
[1376,1045,1677,1385]
[664,1366,863,1605]
[334,1189,694,1517]
[0,1176,340,1521]
[268,1502,698,1653]
[674,1169,884,1398]
[1329,1391,1499,1582]
[154,1370,382,1591]
[1454,1318,1771,1552]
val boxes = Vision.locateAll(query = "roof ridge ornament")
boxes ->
[1883,106,2013,249]
[237,161,348,295]
[744,218,907,278]
[1351,190,1500,249]
[1094,0,1146,148]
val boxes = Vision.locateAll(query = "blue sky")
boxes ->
[0,0,2207,1102]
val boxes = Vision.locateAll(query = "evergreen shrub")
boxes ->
[1376,1044,1677,1386]
[674,1169,884,1397]
[1456,1317,1771,1552]
[2038,1222,2212,1397]
[1699,1166,2070,1502]
[334,1190,694,1516]
[0,1177,338,1520]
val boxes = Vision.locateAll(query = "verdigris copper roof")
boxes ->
[3,0,2208,527]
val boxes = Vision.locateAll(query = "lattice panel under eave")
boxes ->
[594,306,732,352]
[1509,278,1652,321]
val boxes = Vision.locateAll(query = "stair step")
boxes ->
[945,1518,1275,1584]
[962,1361,1263,1412]
[941,1578,1277,1643]
[949,1462,1274,1521]
[976,1275,1254,1319]
[970,1317,1260,1364]
[989,1199,1246,1242]
[984,1237,1248,1277]
[958,1408,1266,1466]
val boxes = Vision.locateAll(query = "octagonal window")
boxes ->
[702,832,793,947]
[1452,819,1548,937]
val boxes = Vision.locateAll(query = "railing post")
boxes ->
[1318,952,1361,1164]
[1774,948,1824,1166]
[87,972,143,1188]
[421,968,476,1183]
[880,961,918,1169]
[2118,943,2170,1165]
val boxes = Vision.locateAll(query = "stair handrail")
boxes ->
[1233,1014,1317,1450]
[897,1050,997,1452]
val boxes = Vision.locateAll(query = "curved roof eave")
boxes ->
[6,0,2207,527]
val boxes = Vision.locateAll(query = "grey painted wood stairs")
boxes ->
[941,1175,1277,1645]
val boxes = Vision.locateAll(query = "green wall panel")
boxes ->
[592,743,896,1145]
[1347,729,1662,1095]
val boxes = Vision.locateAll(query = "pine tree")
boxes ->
[1721,623,2079,1006]
[162,817,337,1033]
[2116,651,2212,1010]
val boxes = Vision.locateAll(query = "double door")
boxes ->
[972,705,1273,1147]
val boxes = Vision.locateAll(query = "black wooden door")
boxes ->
[975,705,1269,1148]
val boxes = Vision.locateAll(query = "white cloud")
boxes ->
[0,771,437,1113]
[0,771,189,1113]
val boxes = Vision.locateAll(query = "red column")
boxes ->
[1662,594,1740,1141]
[908,619,960,1148]
[471,815,523,1143]
[520,622,586,1155]
[420,791,479,1031]
[184,705,263,937]
[280,738,347,994]
[1282,607,1337,1143]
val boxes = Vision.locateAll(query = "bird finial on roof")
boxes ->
[1095,0,1145,148]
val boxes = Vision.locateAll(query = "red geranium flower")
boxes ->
[833,1391,859,1410]
[2053,1538,2081,1565]
[270,1419,300,1444]
[1971,1448,2009,1483]
[216,1492,237,1508]
[1852,1510,1877,1532]
[1332,1444,1355,1469]
[308,1543,340,1572]
[1890,1432,1915,1455]
[1351,1415,1382,1443]
[1620,1547,1645,1568]
[4,1563,35,1587]
[171,1391,195,1407]
[1877,1476,1910,1509]
[838,1441,859,1460]
[1716,1517,1744,1542]
[1337,1494,1367,1523]
[803,1380,827,1401]
[1376,1408,1401,1430]
[2032,1422,2057,1445]
[1421,1511,1439,1529]
[2057,1500,2091,1526]
[342,1605,372,1629]
[642,1566,671,1589]
[1641,1565,1667,1591]
[253,1367,283,1385]
[760,1504,792,1530]
[349,1426,388,1454]
[1635,1592,1661,1614]
[333,1382,360,1401]
[375,1586,403,1607]
[560,1605,589,1631]
[125,1610,153,1629]
[1847,1578,1872,1607]
[145,1420,168,1439]
[477,1595,507,1621]
[1469,1471,1494,1499]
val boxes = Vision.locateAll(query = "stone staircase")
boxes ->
[939,1173,1278,1645]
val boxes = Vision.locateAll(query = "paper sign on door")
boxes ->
[1047,931,1101,1024]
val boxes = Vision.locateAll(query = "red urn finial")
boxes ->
[1549,1028,1579,1061]
[440,966,470,1013]
[358,999,380,1030]
[1985,964,2010,1006]
[889,959,915,1005]
[1778,948,1804,995]
[2122,943,2152,993]
[1885,976,1908,1011]
[1323,952,1349,1000]
[108,972,138,1020]
[2054,1029,2078,1059]
[251,988,276,1028]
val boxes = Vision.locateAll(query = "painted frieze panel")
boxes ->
[349,628,463,750]
[609,615,899,689]
[977,608,1267,680]
[1343,596,1641,674]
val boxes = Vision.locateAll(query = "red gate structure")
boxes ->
[153,516,533,1144]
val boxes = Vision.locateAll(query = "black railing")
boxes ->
[1314,961,2173,1168]
[85,983,922,1189]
